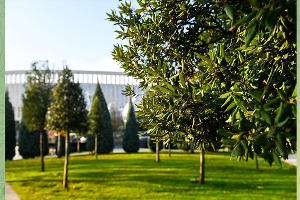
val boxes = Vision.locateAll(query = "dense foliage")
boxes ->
[46,67,88,188]
[22,61,53,171]
[5,91,16,160]
[123,98,140,153]
[108,0,296,182]
[87,83,114,154]
[19,121,49,159]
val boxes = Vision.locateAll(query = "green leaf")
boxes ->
[225,102,236,112]
[276,117,289,128]
[224,4,234,20]
[245,20,259,47]
[272,152,282,167]
[261,110,272,125]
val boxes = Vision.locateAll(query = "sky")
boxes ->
[6,0,137,72]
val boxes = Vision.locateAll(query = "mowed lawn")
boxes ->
[5,152,296,200]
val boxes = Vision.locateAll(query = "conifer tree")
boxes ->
[122,98,139,153]
[5,91,16,160]
[87,83,114,154]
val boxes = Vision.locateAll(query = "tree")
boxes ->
[46,67,88,189]
[108,0,296,183]
[89,96,104,159]
[19,121,49,159]
[123,98,139,153]
[87,83,114,154]
[148,137,163,162]
[5,91,16,160]
[22,61,53,171]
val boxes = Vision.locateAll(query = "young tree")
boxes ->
[87,83,114,154]
[122,98,139,153]
[88,96,104,159]
[22,61,53,171]
[5,91,16,160]
[46,67,88,189]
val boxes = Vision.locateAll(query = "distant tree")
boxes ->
[46,67,88,189]
[19,121,49,159]
[22,61,53,171]
[88,96,104,159]
[87,83,114,154]
[5,91,16,160]
[122,98,139,153]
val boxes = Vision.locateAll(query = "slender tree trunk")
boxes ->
[168,143,171,158]
[199,147,205,184]
[57,134,61,158]
[95,135,98,160]
[156,142,160,162]
[63,131,69,189]
[255,153,259,170]
[40,131,44,172]
[77,139,80,153]
[190,140,194,153]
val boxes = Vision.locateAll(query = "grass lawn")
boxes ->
[5,151,296,200]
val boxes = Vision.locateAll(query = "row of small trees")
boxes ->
[15,63,141,189]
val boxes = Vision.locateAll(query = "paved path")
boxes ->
[282,153,296,166]
[5,183,20,200]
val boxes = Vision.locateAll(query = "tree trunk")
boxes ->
[63,131,69,189]
[156,142,160,162]
[168,143,171,158]
[57,134,61,158]
[95,135,98,160]
[255,153,259,170]
[40,131,44,172]
[190,140,194,153]
[199,147,205,184]
[77,139,80,153]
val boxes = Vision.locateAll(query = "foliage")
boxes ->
[5,91,16,160]
[19,121,48,159]
[108,0,296,166]
[123,98,140,153]
[22,61,53,133]
[5,152,296,200]
[46,67,88,133]
[87,83,114,154]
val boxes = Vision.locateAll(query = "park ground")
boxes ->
[5,152,296,200]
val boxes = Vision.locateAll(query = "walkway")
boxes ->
[283,153,296,166]
[5,183,20,200]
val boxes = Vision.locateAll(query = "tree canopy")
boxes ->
[5,91,16,160]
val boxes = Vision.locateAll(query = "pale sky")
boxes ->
[6,0,137,72]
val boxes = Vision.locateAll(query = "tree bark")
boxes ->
[63,131,69,189]
[77,138,80,153]
[190,140,194,153]
[95,135,98,160]
[168,143,171,158]
[255,153,259,170]
[156,142,160,162]
[40,131,44,172]
[57,134,61,158]
[199,147,205,184]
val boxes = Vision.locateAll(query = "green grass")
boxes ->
[5,152,296,200]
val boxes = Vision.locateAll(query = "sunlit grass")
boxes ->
[5,151,296,200]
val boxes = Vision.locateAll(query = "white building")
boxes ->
[5,70,143,122]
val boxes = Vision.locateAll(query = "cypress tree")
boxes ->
[122,98,139,153]
[87,83,114,154]
[5,91,16,160]
[89,96,104,159]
